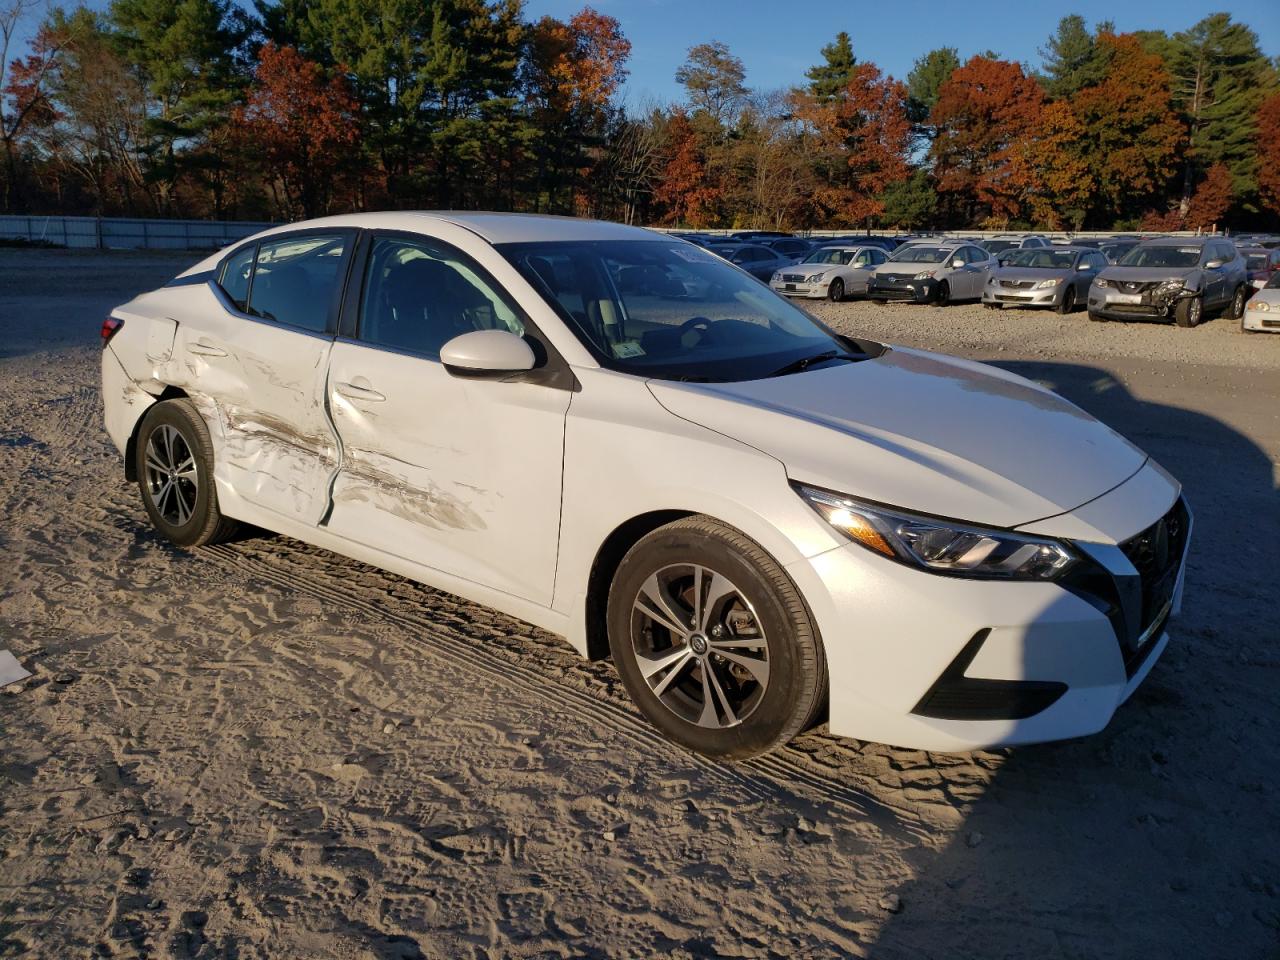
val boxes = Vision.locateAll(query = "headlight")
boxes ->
[913,270,936,280]
[1156,277,1195,295]
[806,272,826,282]
[1094,278,1110,288]
[1249,300,1270,311]
[794,484,1078,581]
[1035,278,1063,289]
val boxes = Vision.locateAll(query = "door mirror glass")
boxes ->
[1077,262,1092,270]
[951,257,964,268]
[1204,258,1225,270]
[440,329,536,376]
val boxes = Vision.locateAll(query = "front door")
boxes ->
[322,232,571,606]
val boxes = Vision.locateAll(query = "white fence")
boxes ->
[0,215,274,250]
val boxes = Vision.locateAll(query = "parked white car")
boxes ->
[101,213,1190,756]
[1242,272,1280,334]
[768,245,888,301]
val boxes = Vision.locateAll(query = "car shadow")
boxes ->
[859,359,1280,958]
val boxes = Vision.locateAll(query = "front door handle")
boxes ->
[335,380,386,403]
[187,340,227,358]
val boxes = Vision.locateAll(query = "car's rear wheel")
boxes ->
[606,516,826,759]
[1226,285,1246,320]
[1056,285,1076,315]
[1175,295,1202,328]
[135,399,239,548]
[827,278,844,302]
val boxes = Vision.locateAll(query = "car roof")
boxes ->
[243,211,664,245]
[1141,236,1208,247]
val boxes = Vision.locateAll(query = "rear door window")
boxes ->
[246,234,350,333]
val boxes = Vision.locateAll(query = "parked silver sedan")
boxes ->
[982,247,1108,314]
[769,245,888,301]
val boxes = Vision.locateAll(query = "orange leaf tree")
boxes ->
[235,42,359,219]
[653,109,720,227]
[928,56,1044,225]
[791,62,911,226]
[1258,93,1280,216]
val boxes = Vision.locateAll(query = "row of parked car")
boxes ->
[670,229,1280,333]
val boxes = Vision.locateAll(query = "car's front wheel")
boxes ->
[827,278,845,302]
[1175,294,1203,328]
[606,517,826,759]
[932,280,950,307]
[1056,285,1076,314]
[134,399,239,548]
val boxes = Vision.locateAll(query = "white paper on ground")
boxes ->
[0,649,32,688]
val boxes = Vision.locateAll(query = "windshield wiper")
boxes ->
[766,350,857,378]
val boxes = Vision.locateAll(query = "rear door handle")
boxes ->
[335,380,386,403]
[187,340,227,357]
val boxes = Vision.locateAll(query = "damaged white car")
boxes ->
[102,213,1190,757]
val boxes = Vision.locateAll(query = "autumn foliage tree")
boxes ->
[234,43,358,219]
[929,56,1044,225]
[654,110,719,227]
[791,62,911,226]
[1258,93,1280,216]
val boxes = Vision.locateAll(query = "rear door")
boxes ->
[322,231,572,605]
[178,230,354,524]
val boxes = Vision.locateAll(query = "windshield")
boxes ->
[983,240,1020,253]
[498,239,871,382]
[1245,253,1268,271]
[804,248,856,265]
[1119,245,1202,268]
[888,245,947,264]
[1006,249,1077,269]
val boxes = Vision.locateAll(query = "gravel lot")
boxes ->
[1,249,1277,959]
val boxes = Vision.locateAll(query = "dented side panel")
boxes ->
[324,341,570,606]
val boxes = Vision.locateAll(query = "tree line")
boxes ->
[2,2,1278,231]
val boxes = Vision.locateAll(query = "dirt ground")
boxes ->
[1,248,1277,960]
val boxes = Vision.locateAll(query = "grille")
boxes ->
[1001,279,1035,289]
[1119,498,1190,642]
[1117,280,1155,294]
[781,274,804,282]
[1107,303,1160,315]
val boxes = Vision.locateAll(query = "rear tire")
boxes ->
[606,516,826,760]
[134,399,240,548]
[1226,285,1246,320]
[827,278,845,302]
[1174,295,1202,328]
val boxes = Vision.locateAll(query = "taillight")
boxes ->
[101,317,123,346]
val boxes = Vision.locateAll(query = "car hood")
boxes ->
[648,346,1147,529]
[994,266,1072,281]
[1097,266,1197,283]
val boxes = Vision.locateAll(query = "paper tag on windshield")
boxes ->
[611,340,646,359]
[669,245,716,263]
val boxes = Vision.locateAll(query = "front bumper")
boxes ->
[1087,284,1193,321]
[783,466,1189,751]
[982,282,1064,307]
[1242,305,1280,332]
[770,277,828,299]
[868,276,939,303]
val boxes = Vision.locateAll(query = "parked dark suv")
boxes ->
[1087,237,1248,327]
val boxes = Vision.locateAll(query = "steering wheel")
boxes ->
[677,316,715,345]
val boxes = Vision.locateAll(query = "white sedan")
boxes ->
[1242,272,1280,333]
[101,212,1190,756]
[769,245,888,301]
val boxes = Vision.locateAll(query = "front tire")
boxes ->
[606,516,826,760]
[827,278,845,302]
[1056,285,1076,315]
[134,399,239,548]
[932,280,950,307]
[1175,295,1202,328]
[1088,310,1107,322]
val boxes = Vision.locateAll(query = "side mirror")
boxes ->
[440,329,536,378]
[951,257,964,268]
[1077,262,1092,271]
[1205,258,1225,270]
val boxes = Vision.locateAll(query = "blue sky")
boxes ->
[525,0,1280,108]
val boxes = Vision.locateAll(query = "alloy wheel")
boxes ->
[630,563,770,728]
[144,424,199,526]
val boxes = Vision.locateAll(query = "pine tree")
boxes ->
[1039,15,1112,99]
[905,47,958,131]
[805,32,855,104]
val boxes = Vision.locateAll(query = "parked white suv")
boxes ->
[101,213,1190,756]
